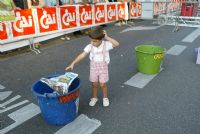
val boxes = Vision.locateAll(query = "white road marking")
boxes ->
[0,84,5,90]
[0,103,41,134]
[0,100,29,114]
[120,26,162,33]
[55,114,101,134]
[0,91,12,101]
[166,45,187,55]
[0,95,21,108]
[182,28,200,42]
[124,69,163,88]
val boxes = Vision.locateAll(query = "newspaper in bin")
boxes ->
[40,72,78,95]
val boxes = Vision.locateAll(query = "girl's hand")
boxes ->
[103,30,108,39]
[65,64,74,71]
[14,7,21,10]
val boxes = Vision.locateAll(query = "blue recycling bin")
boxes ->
[32,76,80,125]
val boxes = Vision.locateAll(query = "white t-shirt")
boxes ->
[84,41,113,64]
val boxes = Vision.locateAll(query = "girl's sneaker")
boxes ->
[89,98,98,106]
[103,98,109,107]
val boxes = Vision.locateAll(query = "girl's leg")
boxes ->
[100,83,108,98]
[89,82,98,106]
[92,82,98,98]
[100,83,109,106]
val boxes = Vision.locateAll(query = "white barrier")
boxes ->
[0,2,142,52]
[138,0,181,19]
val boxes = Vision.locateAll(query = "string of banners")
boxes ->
[153,0,181,15]
[0,2,142,44]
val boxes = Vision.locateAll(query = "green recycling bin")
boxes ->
[135,45,166,74]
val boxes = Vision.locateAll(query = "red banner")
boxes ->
[130,2,137,17]
[94,5,105,24]
[0,22,8,40]
[11,9,35,37]
[154,2,166,15]
[79,5,92,26]
[1,3,138,46]
[60,6,77,29]
[118,3,125,20]
[107,4,116,22]
[37,7,58,33]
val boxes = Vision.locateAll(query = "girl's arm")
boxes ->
[56,0,60,6]
[27,0,45,8]
[39,0,45,8]
[27,0,36,8]
[103,30,119,47]
[69,0,74,4]
[27,0,32,8]
[12,0,21,10]
[65,51,88,70]
[0,2,8,10]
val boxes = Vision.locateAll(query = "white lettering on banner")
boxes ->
[137,5,141,15]
[0,23,3,31]
[40,11,56,29]
[62,9,75,26]
[108,7,115,19]
[118,6,124,18]
[1,3,131,50]
[137,3,142,17]
[14,12,33,33]
[96,7,104,21]
[81,8,91,23]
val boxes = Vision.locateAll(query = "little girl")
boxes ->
[65,26,119,107]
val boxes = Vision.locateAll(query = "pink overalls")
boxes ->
[89,42,109,83]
